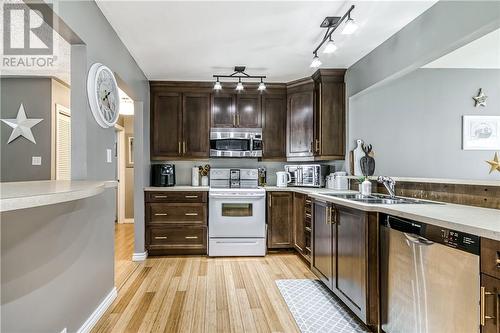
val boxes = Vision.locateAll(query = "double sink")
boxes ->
[322,193,439,205]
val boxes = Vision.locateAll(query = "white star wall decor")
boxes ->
[473,88,487,107]
[1,104,43,144]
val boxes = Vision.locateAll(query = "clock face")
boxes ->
[87,63,120,128]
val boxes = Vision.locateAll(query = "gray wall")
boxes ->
[349,68,500,181]
[1,77,52,182]
[53,1,150,256]
[1,191,115,333]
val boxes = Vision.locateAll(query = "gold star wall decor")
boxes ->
[486,152,500,174]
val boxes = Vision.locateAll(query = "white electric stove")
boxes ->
[208,169,266,256]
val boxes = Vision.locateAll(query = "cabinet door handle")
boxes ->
[178,141,181,154]
[154,236,167,240]
[154,213,167,216]
[154,195,167,199]
[309,141,313,153]
[183,141,186,154]
[331,207,337,224]
[185,236,198,239]
[185,195,198,199]
[185,213,198,216]
[315,139,320,153]
[481,286,496,326]
[326,206,331,225]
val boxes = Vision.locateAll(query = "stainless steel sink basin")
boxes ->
[321,193,439,205]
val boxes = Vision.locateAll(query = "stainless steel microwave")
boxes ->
[210,128,263,158]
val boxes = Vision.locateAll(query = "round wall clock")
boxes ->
[86,63,120,128]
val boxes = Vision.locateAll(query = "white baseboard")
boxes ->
[77,287,117,333]
[132,251,148,261]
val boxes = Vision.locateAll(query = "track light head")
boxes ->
[323,37,337,54]
[236,78,244,91]
[213,78,222,90]
[258,80,266,91]
[341,14,358,35]
[310,53,321,68]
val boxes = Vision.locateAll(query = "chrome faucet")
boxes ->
[377,176,396,198]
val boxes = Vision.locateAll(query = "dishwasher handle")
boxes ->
[404,232,434,246]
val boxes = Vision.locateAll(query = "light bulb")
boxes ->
[310,54,321,68]
[213,80,222,90]
[236,81,244,91]
[323,39,337,54]
[342,18,358,35]
[258,81,266,91]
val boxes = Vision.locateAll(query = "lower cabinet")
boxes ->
[312,199,379,328]
[481,238,500,333]
[145,191,208,255]
[267,191,293,249]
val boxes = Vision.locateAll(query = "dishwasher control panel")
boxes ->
[383,215,480,255]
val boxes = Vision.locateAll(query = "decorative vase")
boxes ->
[353,139,364,176]
[201,176,209,186]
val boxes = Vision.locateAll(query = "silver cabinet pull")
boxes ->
[184,213,198,216]
[154,236,167,240]
[185,236,198,239]
[154,213,167,216]
[185,195,198,199]
[154,195,167,199]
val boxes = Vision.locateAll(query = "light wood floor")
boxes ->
[93,224,315,333]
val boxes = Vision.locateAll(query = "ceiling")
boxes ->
[423,28,500,69]
[96,1,437,82]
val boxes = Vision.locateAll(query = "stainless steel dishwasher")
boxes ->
[380,215,480,333]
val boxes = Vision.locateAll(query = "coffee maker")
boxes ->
[151,164,175,187]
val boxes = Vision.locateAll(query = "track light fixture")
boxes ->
[213,66,267,92]
[310,5,358,67]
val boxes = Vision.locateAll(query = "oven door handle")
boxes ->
[209,194,265,199]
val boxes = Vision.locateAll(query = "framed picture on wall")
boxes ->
[463,116,500,150]
[126,135,134,167]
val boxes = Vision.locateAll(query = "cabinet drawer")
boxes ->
[147,203,206,225]
[481,238,500,279]
[148,226,206,246]
[146,191,207,203]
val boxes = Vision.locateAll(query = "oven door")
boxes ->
[210,138,251,157]
[209,192,266,238]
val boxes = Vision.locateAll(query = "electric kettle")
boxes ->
[276,171,291,187]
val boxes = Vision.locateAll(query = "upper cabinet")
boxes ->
[211,90,262,128]
[287,70,346,161]
[262,87,287,160]
[287,79,315,159]
[312,69,346,159]
[150,83,210,160]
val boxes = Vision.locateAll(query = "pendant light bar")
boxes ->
[213,66,267,91]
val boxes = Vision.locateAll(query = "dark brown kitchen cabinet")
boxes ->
[151,92,182,158]
[211,93,235,128]
[287,79,315,159]
[311,200,379,328]
[182,93,210,158]
[312,69,346,159]
[481,238,500,332]
[236,93,261,128]
[267,192,293,249]
[481,274,500,333]
[145,191,207,255]
[286,70,346,161]
[262,93,287,160]
[312,199,335,289]
[150,83,210,160]
[211,91,262,128]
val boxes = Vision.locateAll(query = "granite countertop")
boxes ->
[0,180,117,212]
[144,185,210,191]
